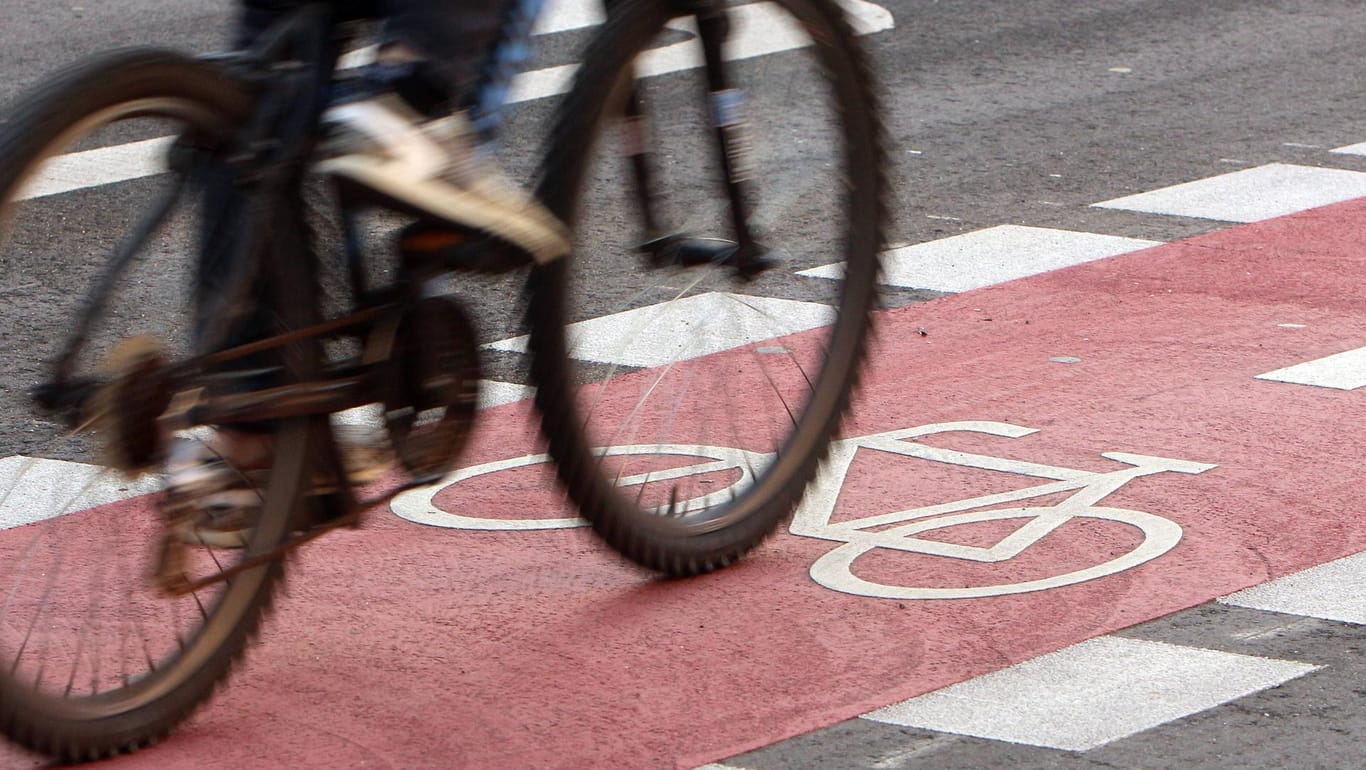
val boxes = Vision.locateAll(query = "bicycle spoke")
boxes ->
[12,540,65,679]
[52,175,187,383]
[530,0,881,574]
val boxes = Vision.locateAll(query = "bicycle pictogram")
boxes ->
[391,420,1216,600]
[789,421,1215,599]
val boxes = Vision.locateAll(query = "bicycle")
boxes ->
[0,0,885,759]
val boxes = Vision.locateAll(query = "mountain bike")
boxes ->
[0,0,885,759]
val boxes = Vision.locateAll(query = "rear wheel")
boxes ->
[0,50,312,760]
[528,0,886,575]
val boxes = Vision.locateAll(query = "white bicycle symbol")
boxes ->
[391,420,1215,600]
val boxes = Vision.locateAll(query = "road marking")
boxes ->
[1332,141,1366,155]
[393,421,1215,599]
[0,455,160,530]
[861,636,1318,751]
[0,378,532,530]
[16,136,173,202]
[1220,551,1366,625]
[793,422,1211,600]
[20,0,894,201]
[477,380,535,407]
[798,225,1160,292]
[1255,346,1366,390]
[1093,163,1366,223]
[486,292,835,367]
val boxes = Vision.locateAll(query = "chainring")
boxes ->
[374,295,482,482]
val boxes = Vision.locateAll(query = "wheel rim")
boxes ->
[532,0,882,539]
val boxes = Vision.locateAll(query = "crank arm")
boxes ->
[155,477,432,596]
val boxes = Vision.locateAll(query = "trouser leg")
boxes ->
[197,0,516,359]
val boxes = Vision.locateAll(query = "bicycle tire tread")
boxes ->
[528,0,888,577]
[0,49,294,763]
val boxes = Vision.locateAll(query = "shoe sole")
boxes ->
[320,155,570,264]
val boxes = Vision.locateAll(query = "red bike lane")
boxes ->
[4,198,1366,769]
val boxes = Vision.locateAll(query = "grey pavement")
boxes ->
[1,1,1364,767]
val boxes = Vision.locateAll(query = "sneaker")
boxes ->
[317,95,569,264]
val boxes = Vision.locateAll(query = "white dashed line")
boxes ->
[0,455,160,530]
[17,136,173,202]
[1255,346,1366,390]
[1220,551,1366,625]
[486,292,835,367]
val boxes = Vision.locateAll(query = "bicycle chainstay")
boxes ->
[155,476,432,596]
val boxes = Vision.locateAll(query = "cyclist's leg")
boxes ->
[169,0,402,547]
[316,0,569,262]
[379,0,503,114]
[175,0,546,537]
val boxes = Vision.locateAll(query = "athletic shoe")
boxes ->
[317,95,569,264]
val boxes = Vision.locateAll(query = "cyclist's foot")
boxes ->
[317,95,569,265]
[330,423,395,485]
[164,435,267,549]
[164,425,394,548]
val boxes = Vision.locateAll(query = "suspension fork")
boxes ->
[608,0,667,240]
[623,0,775,277]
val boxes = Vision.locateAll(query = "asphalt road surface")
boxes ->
[0,1,1364,768]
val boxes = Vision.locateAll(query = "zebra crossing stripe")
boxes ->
[1255,347,1366,390]
[860,636,1318,752]
[485,292,835,367]
[0,455,159,530]
[798,225,1160,292]
[1092,163,1366,223]
[1220,551,1366,625]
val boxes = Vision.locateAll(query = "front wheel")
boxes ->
[528,0,886,575]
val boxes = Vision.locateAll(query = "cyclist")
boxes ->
[168,0,566,546]
[250,0,566,255]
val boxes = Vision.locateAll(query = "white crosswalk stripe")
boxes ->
[1092,163,1366,223]
[1220,551,1366,625]
[799,225,1160,292]
[486,292,835,367]
[1255,347,1366,390]
[860,636,1317,752]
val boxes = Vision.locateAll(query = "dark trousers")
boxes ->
[197,1,512,363]
[236,0,506,99]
